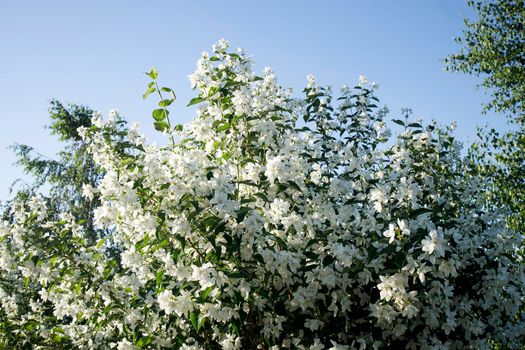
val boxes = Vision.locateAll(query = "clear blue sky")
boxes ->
[0,1,505,201]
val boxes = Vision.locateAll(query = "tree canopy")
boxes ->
[4,100,128,245]
[445,0,525,118]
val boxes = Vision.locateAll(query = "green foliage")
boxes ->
[47,99,94,141]
[143,68,177,139]
[445,0,525,118]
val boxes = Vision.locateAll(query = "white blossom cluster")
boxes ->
[1,40,524,349]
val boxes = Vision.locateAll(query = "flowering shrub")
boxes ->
[1,40,524,349]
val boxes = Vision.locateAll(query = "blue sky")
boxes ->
[0,1,504,201]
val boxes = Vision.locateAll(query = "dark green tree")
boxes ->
[3,100,128,245]
[445,0,525,118]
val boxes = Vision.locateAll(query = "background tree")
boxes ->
[2,100,128,245]
[446,0,525,235]
[445,0,525,117]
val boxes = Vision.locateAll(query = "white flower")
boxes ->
[157,289,176,315]
[397,219,410,236]
[81,184,97,200]
[191,262,216,289]
[91,111,103,128]
[370,187,388,212]
[107,109,119,127]
[329,340,350,350]
[358,75,368,86]
[219,333,241,350]
[309,339,325,350]
[108,108,119,119]
[304,319,324,331]
[268,198,290,224]
[306,74,317,90]
[438,259,457,277]
[421,229,445,258]
[121,247,142,271]
[213,38,229,52]
[173,290,194,317]
[77,125,88,140]
[383,223,396,244]
[265,156,284,183]
[402,304,418,319]
[117,339,138,350]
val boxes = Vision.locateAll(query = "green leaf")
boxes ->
[96,238,105,249]
[135,235,150,251]
[147,67,158,80]
[254,192,269,202]
[208,86,219,96]
[222,151,232,160]
[187,97,204,106]
[268,234,286,248]
[102,303,118,314]
[152,109,169,122]
[200,285,215,301]
[176,235,186,250]
[392,119,405,126]
[190,310,199,331]
[202,215,221,229]
[408,122,422,128]
[410,207,433,218]
[162,87,176,100]
[253,253,264,265]
[154,121,170,132]
[228,271,249,279]
[236,207,251,222]
[159,99,174,107]
[287,181,302,192]
[198,316,207,332]
[230,320,240,336]
[143,87,156,100]
[277,183,288,194]
[217,123,230,132]
[53,326,65,334]
[156,270,164,289]
[137,336,153,348]
[306,238,320,248]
